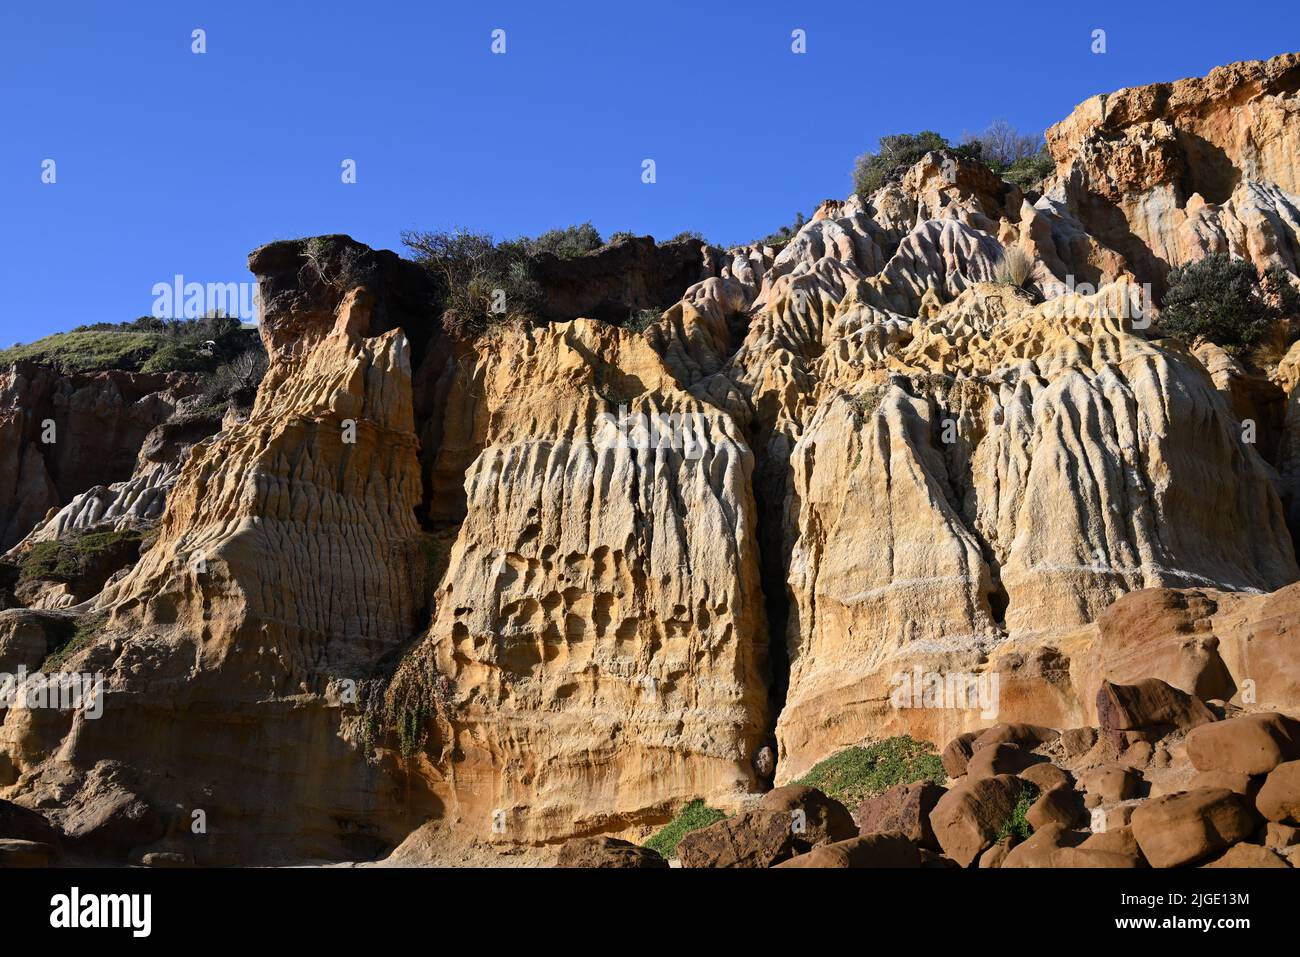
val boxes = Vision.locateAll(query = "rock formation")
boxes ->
[2,53,1300,867]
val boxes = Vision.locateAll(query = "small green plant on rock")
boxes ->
[794,735,945,809]
[996,781,1040,843]
[42,611,109,671]
[643,799,727,859]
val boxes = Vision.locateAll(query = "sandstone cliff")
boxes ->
[2,54,1300,866]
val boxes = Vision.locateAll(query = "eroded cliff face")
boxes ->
[2,54,1300,863]
[1046,52,1300,291]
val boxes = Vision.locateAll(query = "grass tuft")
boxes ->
[643,799,727,859]
[794,735,945,809]
[996,781,1040,843]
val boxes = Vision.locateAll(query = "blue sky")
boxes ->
[1,0,1296,342]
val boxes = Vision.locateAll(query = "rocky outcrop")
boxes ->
[1046,52,1300,291]
[3,54,1300,867]
[0,365,196,551]
[530,235,719,324]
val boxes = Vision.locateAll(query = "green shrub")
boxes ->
[1159,254,1283,353]
[513,223,604,260]
[794,735,945,809]
[623,308,661,333]
[853,132,975,199]
[643,799,727,859]
[996,781,1040,842]
[1000,144,1055,193]
[42,611,109,671]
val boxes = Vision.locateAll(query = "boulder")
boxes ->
[1096,678,1216,738]
[941,731,981,778]
[1019,762,1072,793]
[759,785,856,851]
[1079,824,1144,863]
[966,743,1044,780]
[977,837,1016,868]
[772,831,922,868]
[557,836,669,869]
[1002,823,1080,868]
[1186,712,1300,776]
[1130,789,1256,867]
[855,781,945,850]
[676,810,796,868]
[0,798,60,845]
[1085,589,1236,700]
[1188,770,1260,800]
[61,785,163,858]
[929,774,1026,867]
[1077,764,1141,808]
[1266,822,1300,849]
[1256,760,1300,824]
[1088,803,1136,832]
[1026,786,1082,831]
[1059,727,1099,758]
[971,723,1059,752]
[1202,844,1290,868]
[1053,846,1144,867]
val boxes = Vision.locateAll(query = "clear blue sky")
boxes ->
[1,0,1296,342]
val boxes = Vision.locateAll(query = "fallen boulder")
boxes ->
[676,810,796,868]
[557,836,669,869]
[1186,712,1300,776]
[1256,760,1300,824]
[1130,789,1255,867]
[772,831,922,868]
[856,781,945,850]
[759,785,856,851]
[929,774,1026,867]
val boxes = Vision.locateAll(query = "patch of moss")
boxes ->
[17,528,143,584]
[794,735,946,809]
[643,799,727,859]
[42,611,109,671]
[996,781,1040,843]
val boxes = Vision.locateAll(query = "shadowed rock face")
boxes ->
[0,365,195,551]
[529,235,717,324]
[2,54,1300,866]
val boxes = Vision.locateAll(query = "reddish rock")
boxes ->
[557,836,669,868]
[1186,712,1300,776]
[772,831,922,868]
[1202,844,1290,868]
[1130,789,1255,867]
[941,731,981,778]
[759,785,856,851]
[1026,785,1082,831]
[1096,678,1216,738]
[966,743,1044,780]
[676,810,796,868]
[1077,764,1141,808]
[929,774,1026,867]
[1256,760,1300,824]
[855,781,945,850]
